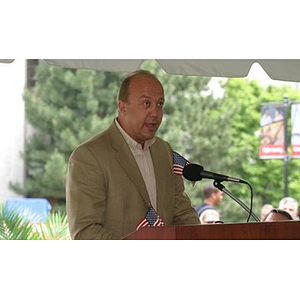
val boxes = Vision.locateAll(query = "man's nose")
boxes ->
[149,105,160,117]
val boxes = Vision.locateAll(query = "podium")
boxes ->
[123,221,300,240]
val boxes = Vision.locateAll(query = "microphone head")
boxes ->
[183,164,204,181]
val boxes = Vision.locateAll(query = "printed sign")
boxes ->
[259,105,285,159]
[291,103,300,157]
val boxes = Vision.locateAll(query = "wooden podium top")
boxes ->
[123,221,300,240]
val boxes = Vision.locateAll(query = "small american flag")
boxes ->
[136,206,164,230]
[173,151,190,176]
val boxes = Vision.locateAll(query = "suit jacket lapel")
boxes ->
[150,142,170,214]
[108,121,151,207]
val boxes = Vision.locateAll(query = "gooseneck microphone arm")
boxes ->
[213,181,261,222]
[182,163,260,222]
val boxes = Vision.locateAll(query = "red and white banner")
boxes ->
[291,103,300,157]
[259,105,285,159]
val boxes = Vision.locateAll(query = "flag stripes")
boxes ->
[173,151,190,176]
[136,206,164,230]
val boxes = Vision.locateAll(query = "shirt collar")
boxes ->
[115,118,156,151]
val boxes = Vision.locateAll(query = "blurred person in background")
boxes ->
[195,182,223,224]
[200,209,223,224]
[279,197,299,220]
[262,208,293,222]
[260,203,274,221]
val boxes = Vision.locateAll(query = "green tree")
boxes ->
[10,61,125,207]
[221,78,300,221]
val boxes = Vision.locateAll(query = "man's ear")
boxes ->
[118,100,126,114]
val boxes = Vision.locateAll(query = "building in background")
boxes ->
[0,60,38,202]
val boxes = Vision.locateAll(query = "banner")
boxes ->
[259,105,285,159]
[291,103,300,157]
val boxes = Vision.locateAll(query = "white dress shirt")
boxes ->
[115,119,157,210]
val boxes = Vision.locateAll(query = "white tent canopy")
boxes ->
[1,59,300,82]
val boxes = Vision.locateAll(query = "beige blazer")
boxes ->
[66,120,200,239]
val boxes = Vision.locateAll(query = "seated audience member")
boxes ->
[278,197,299,219]
[262,208,293,222]
[260,203,274,220]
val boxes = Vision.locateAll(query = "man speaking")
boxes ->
[66,70,200,239]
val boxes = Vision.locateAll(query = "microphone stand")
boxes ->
[213,180,261,222]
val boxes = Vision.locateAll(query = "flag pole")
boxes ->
[283,96,289,197]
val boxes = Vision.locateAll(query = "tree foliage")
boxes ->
[10,61,125,200]
[221,78,300,221]
[0,202,70,240]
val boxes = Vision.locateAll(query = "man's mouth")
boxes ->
[145,122,157,130]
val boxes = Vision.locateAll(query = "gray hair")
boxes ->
[279,197,298,209]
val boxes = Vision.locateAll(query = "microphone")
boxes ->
[183,163,246,184]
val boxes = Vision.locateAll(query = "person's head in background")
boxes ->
[260,204,274,220]
[200,209,221,224]
[203,182,223,208]
[262,208,293,222]
[279,197,299,219]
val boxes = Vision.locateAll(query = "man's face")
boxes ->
[281,203,298,219]
[118,75,165,145]
[213,190,223,206]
